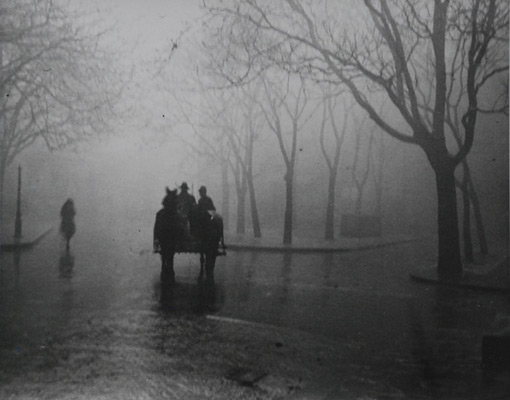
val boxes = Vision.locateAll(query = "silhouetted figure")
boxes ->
[197,185,214,237]
[197,209,223,293]
[177,182,197,237]
[197,185,225,254]
[60,198,76,252]
[154,188,185,285]
[197,185,216,215]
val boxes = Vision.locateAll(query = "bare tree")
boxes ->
[0,0,124,195]
[203,0,508,277]
[164,86,233,227]
[371,128,387,220]
[165,78,266,237]
[319,95,349,240]
[350,115,376,216]
[257,72,317,244]
[221,85,263,238]
[445,3,506,259]
[410,2,508,261]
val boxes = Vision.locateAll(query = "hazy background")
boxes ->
[1,0,508,246]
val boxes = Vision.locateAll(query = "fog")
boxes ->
[1,0,508,246]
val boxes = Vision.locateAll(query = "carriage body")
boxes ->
[153,209,226,256]
[171,237,226,256]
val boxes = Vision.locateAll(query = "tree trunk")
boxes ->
[0,159,5,210]
[221,159,230,231]
[433,160,463,277]
[283,170,293,245]
[355,186,363,215]
[461,176,474,262]
[463,162,488,255]
[247,177,261,238]
[324,172,336,240]
[0,46,5,210]
[375,179,383,217]
[458,160,488,258]
[468,178,488,255]
[236,184,246,234]
[375,137,384,218]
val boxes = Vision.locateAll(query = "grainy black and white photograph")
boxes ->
[0,1,509,399]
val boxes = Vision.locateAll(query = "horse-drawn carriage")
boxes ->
[153,187,226,285]
[154,226,226,256]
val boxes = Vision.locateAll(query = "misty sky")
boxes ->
[86,0,199,49]
[2,1,508,242]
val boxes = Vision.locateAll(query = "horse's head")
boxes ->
[162,187,178,209]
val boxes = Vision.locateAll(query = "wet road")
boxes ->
[1,216,509,398]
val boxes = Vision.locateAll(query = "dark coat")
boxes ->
[60,200,76,239]
[177,191,197,219]
[198,195,215,215]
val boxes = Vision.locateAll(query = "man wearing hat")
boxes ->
[177,182,197,236]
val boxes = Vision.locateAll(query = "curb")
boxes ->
[226,237,418,253]
[0,227,54,252]
[410,258,510,294]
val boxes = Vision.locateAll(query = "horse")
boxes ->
[153,188,183,284]
[153,187,225,286]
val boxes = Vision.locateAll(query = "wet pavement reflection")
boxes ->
[1,224,509,398]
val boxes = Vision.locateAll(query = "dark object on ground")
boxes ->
[482,314,510,371]
[482,334,510,370]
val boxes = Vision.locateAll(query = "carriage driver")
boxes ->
[177,182,197,236]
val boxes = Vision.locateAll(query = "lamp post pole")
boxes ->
[14,165,22,239]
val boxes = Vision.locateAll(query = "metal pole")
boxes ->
[14,165,22,239]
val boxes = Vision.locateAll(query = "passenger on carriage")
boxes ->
[197,185,215,217]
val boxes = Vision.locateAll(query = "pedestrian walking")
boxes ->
[60,198,76,252]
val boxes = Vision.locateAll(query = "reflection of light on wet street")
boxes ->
[171,243,510,395]
[1,218,508,397]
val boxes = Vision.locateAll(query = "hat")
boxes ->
[180,182,189,190]
[199,185,206,193]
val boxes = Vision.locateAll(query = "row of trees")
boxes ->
[0,0,125,199]
[165,63,404,242]
[166,0,508,277]
[1,0,507,280]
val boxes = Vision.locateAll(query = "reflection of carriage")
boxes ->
[153,188,226,286]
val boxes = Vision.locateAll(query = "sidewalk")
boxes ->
[224,231,417,252]
[225,231,510,293]
[0,221,54,252]
[410,255,510,293]
[222,231,510,398]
